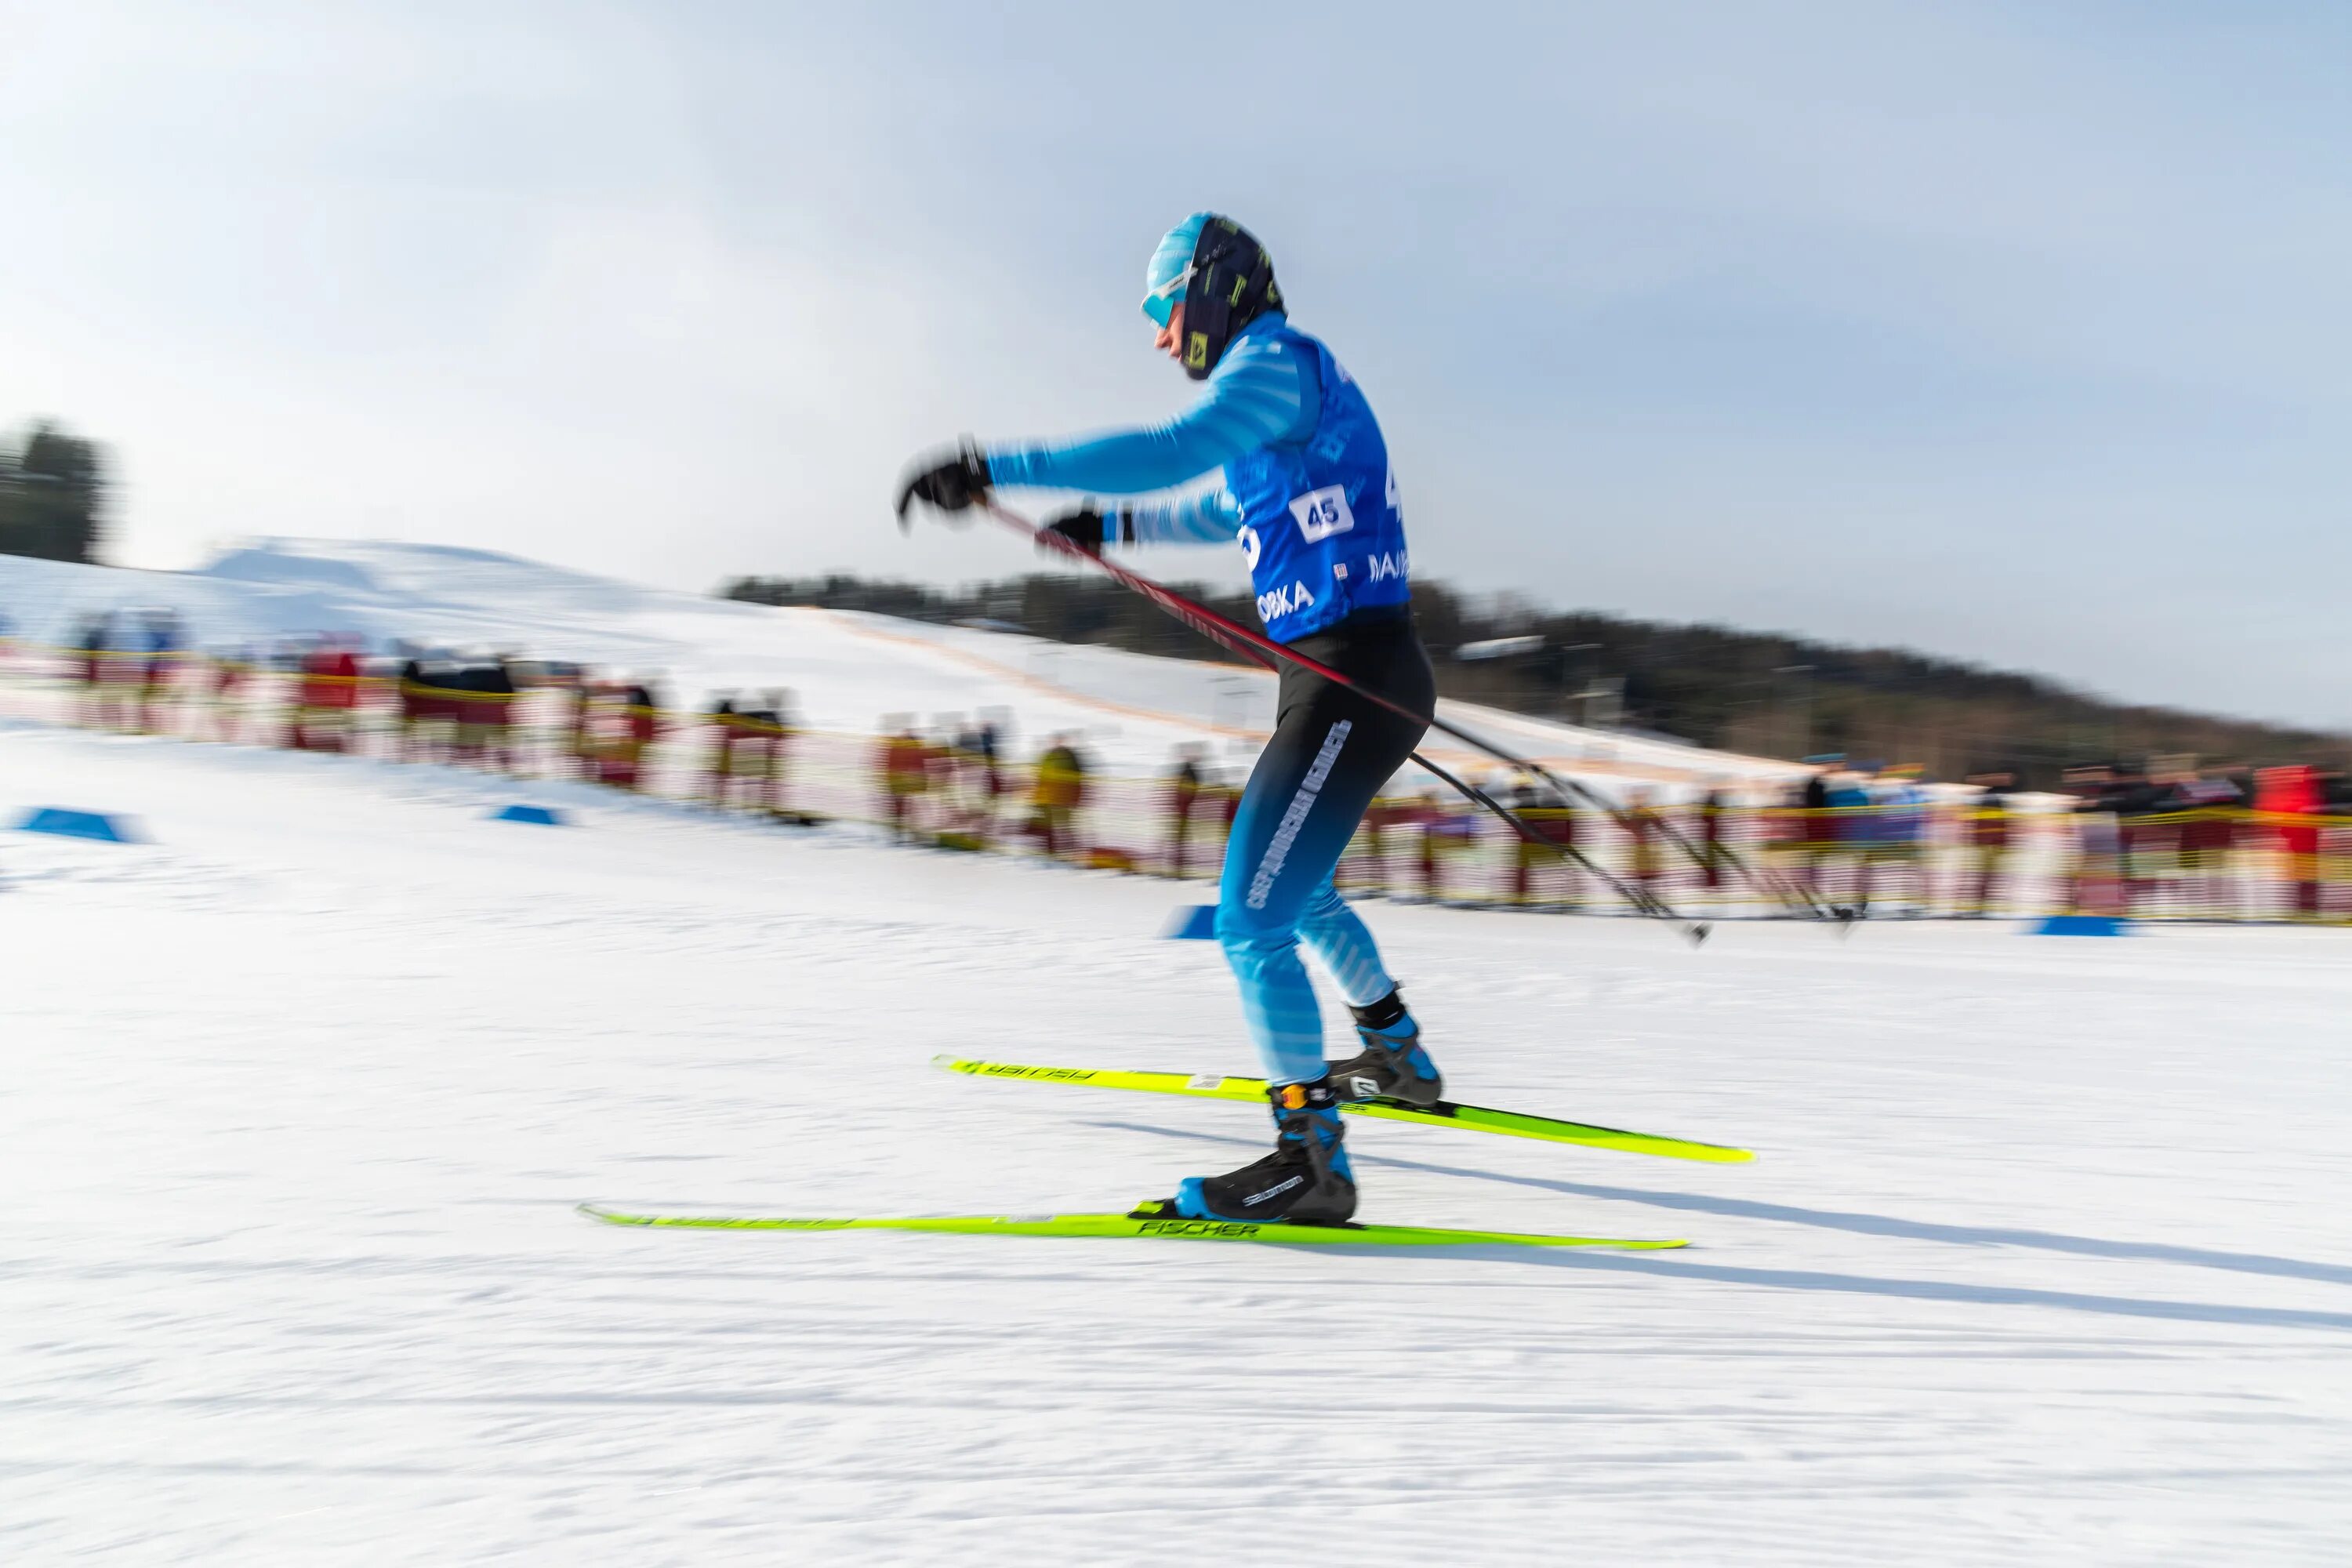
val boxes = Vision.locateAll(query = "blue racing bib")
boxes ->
[1224,325,1411,641]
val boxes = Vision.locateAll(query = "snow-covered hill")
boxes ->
[2,718,2348,1564]
[0,538,1800,786]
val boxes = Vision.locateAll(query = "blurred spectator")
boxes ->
[1867,764,1928,916]
[1822,766,1872,911]
[1417,787,1476,902]
[292,637,361,753]
[924,717,960,826]
[209,644,249,743]
[1795,765,1835,902]
[1348,786,1406,898]
[2109,764,2170,917]
[756,689,800,819]
[561,667,595,779]
[2324,772,2352,921]
[1508,773,1575,909]
[1031,733,1087,860]
[2256,764,2323,920]
[1166,743,1206,878]
[390,653,459,766]
[2060,764,2128,916]
[397,655,429,760]
[2171,764,2243,920]
[140,608,183,734]
[426,655,478,764]
[488,655,521,771]
[454,658,501,766]
[704,692,741,808]
[880,717,929,843]
[614,677,663,790]
[1624,786,1663,899]
[75,612,108,724]
[100,612,148,729]
[1690,782,1726,906]
[1960,771,2016,917]
[952,717,1004,845]
[572,676,615,782]
[710,689,790,814]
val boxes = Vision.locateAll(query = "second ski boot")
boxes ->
[1325,989,1443,1107]
[1171,1077,1356,1225]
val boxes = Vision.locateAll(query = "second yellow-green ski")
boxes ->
[934,1055,1754,1164]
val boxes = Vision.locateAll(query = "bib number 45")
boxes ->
[1290,485,1356,543]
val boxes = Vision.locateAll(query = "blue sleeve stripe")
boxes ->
[983,336,1308,495]
[1127,489,1241,545]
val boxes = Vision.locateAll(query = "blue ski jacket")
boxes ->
[982,314,1413,642]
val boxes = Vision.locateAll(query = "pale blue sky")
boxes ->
[3,2,2346,728]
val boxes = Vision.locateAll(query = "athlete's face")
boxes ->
[1154,302,1185,361]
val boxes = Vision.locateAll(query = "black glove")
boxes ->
[894,438,992,528]
[1040,505,1119,557]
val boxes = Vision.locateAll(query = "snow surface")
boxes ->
[0,538,1802,788]
[5,717,2350,1566]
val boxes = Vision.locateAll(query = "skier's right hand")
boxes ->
[1040,506,1111,557]
[895,439,992,529]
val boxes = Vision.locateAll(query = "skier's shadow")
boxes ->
[1087,1119,2352,1333]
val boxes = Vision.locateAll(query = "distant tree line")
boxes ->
[0,420,107,565]
[721,572,2349,787]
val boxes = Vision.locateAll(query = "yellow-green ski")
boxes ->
[933,1054,1754,1164]
[579,1201,1685,1250]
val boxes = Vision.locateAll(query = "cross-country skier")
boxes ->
[897,212,1439,1225]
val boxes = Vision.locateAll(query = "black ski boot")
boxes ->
[1171,1077,1356,1225]
[1326,989,1443,1107]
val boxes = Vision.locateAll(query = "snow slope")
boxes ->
[0,539,1799,786]
[3,721,2348,1565]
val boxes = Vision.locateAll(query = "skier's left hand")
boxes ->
[1039,506,1109,556]
[895,440,992,528]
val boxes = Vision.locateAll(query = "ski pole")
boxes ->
[990,500,1849,931]
[1403,745,1709,937]
[989,503,1733,862]
[980,499,1711,942]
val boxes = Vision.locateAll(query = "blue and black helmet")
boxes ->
[1142,212,1282,381]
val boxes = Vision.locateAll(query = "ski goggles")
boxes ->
[1142,263,1195,327]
